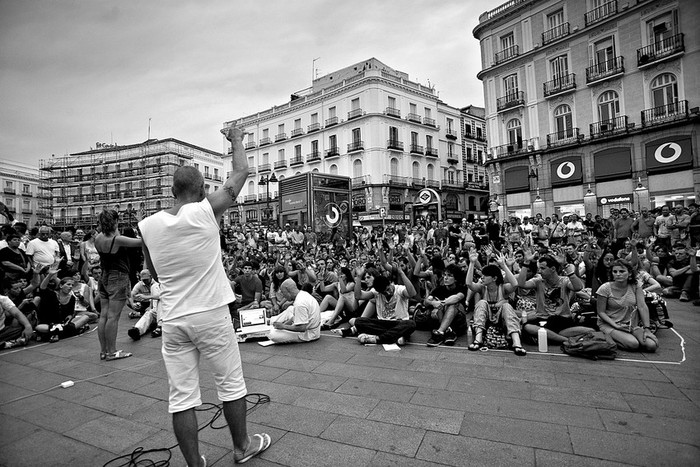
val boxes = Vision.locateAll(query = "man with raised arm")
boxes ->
[139,126,270,467]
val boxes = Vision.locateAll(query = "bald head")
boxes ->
[172,166,205,200]
[280,278,299,301]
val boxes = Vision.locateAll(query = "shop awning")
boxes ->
[504,165,530,193]
[593,147,631,181]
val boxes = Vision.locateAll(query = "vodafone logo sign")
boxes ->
[556,161,576,179]
[654,142,682,164]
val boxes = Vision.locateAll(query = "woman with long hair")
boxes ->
[596,260,657,352]
[95,209,142,361]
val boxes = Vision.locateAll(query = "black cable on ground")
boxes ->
[102,393,271,467]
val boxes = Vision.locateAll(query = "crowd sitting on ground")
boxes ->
[1,200,696,357]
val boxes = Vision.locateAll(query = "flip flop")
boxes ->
[513,346,527,357]
[235,433,271,464]
[106,350,132,361]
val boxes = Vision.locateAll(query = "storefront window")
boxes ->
[652,192,695,209]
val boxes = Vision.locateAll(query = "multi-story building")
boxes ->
[39,139,225,230]
[0,159,41,226]
[474,0,700,219]
[461,105,490,212]
[223,58,490,226]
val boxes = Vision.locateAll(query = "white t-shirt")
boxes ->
[290,290,321,342]
[0,295,15,332]
[372,284,410,320]
[26,238,59,266]
[138,198,235,321]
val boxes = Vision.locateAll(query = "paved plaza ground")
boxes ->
[1,300,699,467]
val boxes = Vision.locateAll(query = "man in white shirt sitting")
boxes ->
[268,278,321,344]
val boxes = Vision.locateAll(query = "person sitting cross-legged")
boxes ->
[127,269,162,340]
[336,264,417,345]
[466,250,527,356]
[268,279,321,344]
[425,264,468,347]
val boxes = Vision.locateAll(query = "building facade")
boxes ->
[474,0,700,219]
[0,159,41,226]
[224,58,489,227]
[39,139,225,231]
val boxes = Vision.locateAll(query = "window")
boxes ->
[427,164,434,180]
[311,140,318,154]
[547,9,564,30]
[390,158,399,176]
[598,91,619,122]
[424,107,432,119]
[351,98,360,110]
[204,184,210,195]
[247,180,254,193]
[247,156,254,168]
[506,119,522,146]
[550,55,569,82]
[448,143,455,157]
[352,128,361,143]
[262,128,269,138]
[328,106,336,118]
[503,74,519,97]
[311,113,318,124]
[214,168,219,177]
[329,135,337,149]
[353,159,363,178]
[329,164,338,175]
[277,149,284,161]
[648,10,678,45]
[409,103,417,114]
[446,118,454,132]
[262,152,269,165]
[412,161,420,179]
[447,170,455,184]
[5,181,13,189]
[590,36,616,73]
[204,166,210,176]
[466,147,473,162]
[501,33,514,52]
[411,131,418,145]
[389,126,399,142]
[554,104,573,138]
[294,118,301,129]
[651,73,678,108]
[426,135,433,149]
[277,123,284,134]
[388,96,396,108]
[194,163,199,170]
[295,145,301,158]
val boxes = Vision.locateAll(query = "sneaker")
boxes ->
[357,334,378,345]
[426,330,445,347]
[150,326,162,338]
[396,337,406,346]
[443,328,457,346]
[128,311,141,319]
[127,327,141,341]
[679,291,690,302]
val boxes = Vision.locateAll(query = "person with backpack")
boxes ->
[596,260,658,352]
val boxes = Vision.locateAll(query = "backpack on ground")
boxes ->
[561,332,617,360]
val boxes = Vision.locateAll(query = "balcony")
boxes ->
[244,194,257,203]
[152,189,162,195]
[638,33,684,67]
[347,108,363,120]
[464,131,486,142]
[274,160,288,169]
[387,139,404,151]
[496,91,525,112]
[325,116,338,127]
[325,147,340,159]
[274,133,287,142]
[586,56,624,84]
[425,147,438,158]
[259,137,271,146]
[384,107,401,118]
[348,141,364,153]
[204,173,213,180]
[494,44,519,65]
[410,144,424,155]
[589,115,629,139]
[4,188,16,194]
[492,138,540,158]
[446,129,458,140]
[258,163,271,173]
[352,176,369,188]
[386,175,410,186]
[446,154,460,164]
[213,175,222,182]
[289,156,304,166]
[291,128,304,138]
[245,141,256,149]
[543,73,576,97]
[423,117,436,127]
[306,151,322,163]
[641,100,689,127]
[542,22,570,45]
[584,0,617,27]
[407,113,422,123]
[307,122,321,133]
[546,128,583,148]
[442,179,461,188]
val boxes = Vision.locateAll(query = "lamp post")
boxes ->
[258,173,278,226]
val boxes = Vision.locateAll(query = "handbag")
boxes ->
[485,325,509,349]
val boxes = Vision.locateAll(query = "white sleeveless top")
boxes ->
[139,198,235,321]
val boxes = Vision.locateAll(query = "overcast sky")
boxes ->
[0,0,501,167]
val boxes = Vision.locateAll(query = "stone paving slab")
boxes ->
[0,299,698,466]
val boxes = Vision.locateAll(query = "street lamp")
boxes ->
[258,173,278,226]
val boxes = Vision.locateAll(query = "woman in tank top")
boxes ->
[94,210,142,361]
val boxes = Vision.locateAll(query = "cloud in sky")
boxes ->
[0,0,500,165]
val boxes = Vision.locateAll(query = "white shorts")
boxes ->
[161,305,247,413]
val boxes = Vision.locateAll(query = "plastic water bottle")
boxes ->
[538,321,548,353]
